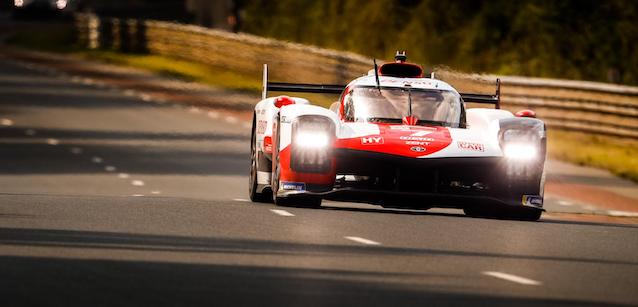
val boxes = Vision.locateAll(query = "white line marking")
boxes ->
[345,236,381,245]
[189,107,201,113]
[233,198,250,202]
[558,200,573,206]
[1,118,13,126]
[483,271,541,286]
[131,180,145,186]
[151,190,161,195]
[270,209,295,217]
[225,116,238,123]
[117,173,130,179]
[104,165,117,172]
[25,129,36,136]
[91,156,103,164]
[607,210,638,217]
[207,111,219,119]
[131,194,144,197]
[46,138,60,145]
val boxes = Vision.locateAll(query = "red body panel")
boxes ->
[277,146,337,185]
[336,124,452,158]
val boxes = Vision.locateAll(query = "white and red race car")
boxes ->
[249,52,546,221]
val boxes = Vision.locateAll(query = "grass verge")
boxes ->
[548,130,638,182]
[6,22,638,183]
[5,22,339,106]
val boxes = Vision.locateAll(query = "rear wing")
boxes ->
[262,64,501,109]
[459,79,501,109]
[262,64,344,99]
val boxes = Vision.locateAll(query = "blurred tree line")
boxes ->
[238,0,637,84]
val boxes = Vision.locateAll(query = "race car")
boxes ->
[249,51,546,221]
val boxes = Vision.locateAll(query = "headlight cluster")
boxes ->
[294,131,330,148]
[498,118,546,162]
[291,116,335,173]
[503,143,537,160]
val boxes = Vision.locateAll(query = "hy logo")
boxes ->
[361,136,384,145]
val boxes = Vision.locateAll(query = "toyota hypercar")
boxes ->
[249,52,546,221]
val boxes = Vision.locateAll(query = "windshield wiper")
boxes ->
[365,117,403,123]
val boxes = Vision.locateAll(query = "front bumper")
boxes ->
[280,148,545,210]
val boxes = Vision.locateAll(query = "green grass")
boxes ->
[79,50,262,93]
[6,23,340,105]
[548,130,638,182]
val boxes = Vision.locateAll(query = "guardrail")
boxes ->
[75,13,638,139]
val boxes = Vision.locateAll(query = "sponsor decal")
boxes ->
[400,136,435,142]
[405,141,431,146]
[282,182,306,191]
[458,141,485,152]
[361,136,384,145]
[410,146,426,153]
[257,120,268,134]
[522,195,543,208]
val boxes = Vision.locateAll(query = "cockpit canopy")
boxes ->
[342,86,464,128]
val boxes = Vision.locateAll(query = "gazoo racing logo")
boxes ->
[457,141,485,152]
[361,136,384,145]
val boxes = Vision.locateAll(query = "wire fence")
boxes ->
[75,13,638,139]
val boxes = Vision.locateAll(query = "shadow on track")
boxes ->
[1,227,637,266]
[2,254,622,307]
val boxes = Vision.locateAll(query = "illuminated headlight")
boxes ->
[294,131,330,148]
[14,0,24,7]
[56,0,67,10]
[503,143,537,161]
[291,115,335,173]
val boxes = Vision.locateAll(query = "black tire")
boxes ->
[249,114,271,203]
[271,116,322,208]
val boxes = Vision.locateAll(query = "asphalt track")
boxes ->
[1,57,638,306]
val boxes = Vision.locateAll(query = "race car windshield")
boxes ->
[344,87,463,127]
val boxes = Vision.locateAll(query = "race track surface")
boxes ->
[1,57,638,306]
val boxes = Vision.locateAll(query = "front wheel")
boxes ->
[249,115,271,203]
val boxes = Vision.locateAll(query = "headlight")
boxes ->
[291,115,335,173]
[295,131,330,148]
[503,143,537,160]
[498,118,546,163]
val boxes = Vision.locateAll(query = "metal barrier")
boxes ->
[75,13,638,139]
